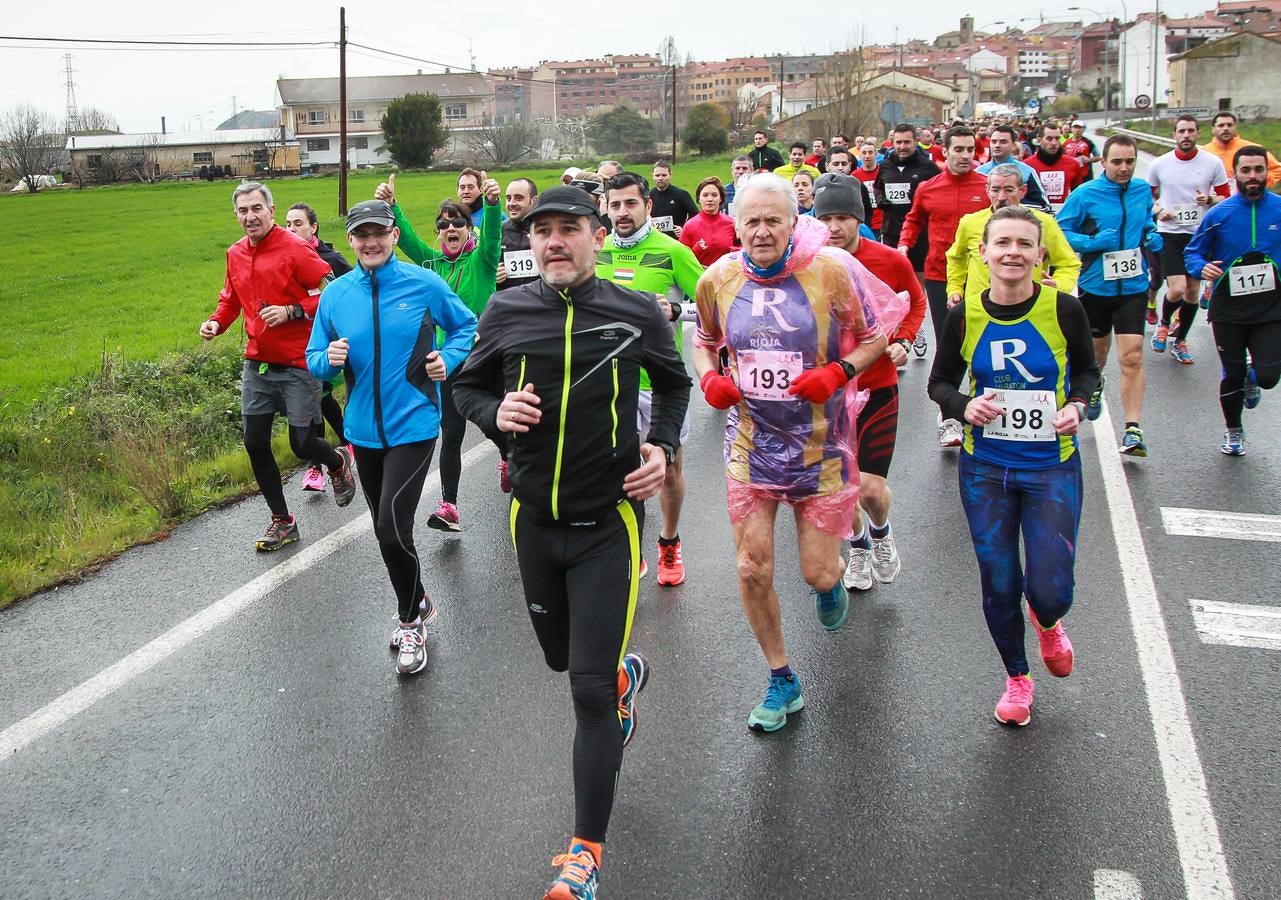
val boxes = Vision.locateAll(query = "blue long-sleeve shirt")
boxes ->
[1057,174,1162,297]
[1185,191,1281,280]
[306,255,477,448]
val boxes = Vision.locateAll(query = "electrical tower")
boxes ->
[63,53,80,134]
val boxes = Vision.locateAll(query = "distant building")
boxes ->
[773,70,956,143]
[64,129,298,181]
[216,110,279,130]
[1168,31,1281,114]
[1119,13,1229,108]
[531,55,665,120]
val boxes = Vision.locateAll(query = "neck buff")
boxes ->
[743,237,794,280]
[442,234,476,260]
[611,217,653,249]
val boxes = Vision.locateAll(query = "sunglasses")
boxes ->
[436,217,470,230]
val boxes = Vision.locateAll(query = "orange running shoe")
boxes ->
[656,539,684,586]
[544,843,600,899]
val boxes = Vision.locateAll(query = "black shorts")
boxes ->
[856,385,899,479]
[1079,291,1149,338]
[1158,232,1193,279]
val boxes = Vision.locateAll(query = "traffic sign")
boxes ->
[1026,98,1041,111]
[1135,94,1152,110]
[1160,106,1213,119]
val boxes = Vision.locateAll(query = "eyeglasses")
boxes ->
[350,228,392,240]
[436,217,470,230]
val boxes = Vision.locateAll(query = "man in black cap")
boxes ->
[452,185,691,900]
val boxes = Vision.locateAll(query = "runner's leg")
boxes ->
[354,440,436,622]
[243,413,288,517]
[731,500,785,668]
[438,374,465,506]
[1213,321,1250,428]
[1020,456,1083,629]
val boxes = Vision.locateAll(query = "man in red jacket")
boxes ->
[200,181,357,551]
[1025,122,1086,213]
[897,125,989,447]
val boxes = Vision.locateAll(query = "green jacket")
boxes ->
[392,199,502,318]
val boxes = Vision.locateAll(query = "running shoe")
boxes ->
[938,418,963,448]
[1027,604,1074,677]
[389,596,437,651]
[1221,428,1245,456]
[498,459,512,493]
[656,540,685,586]
[747,672,804,733]
[618,652,651,749]
[1170,339,1194,364]
[913,330,928,357]
[1244,367,1262,410]
[255,514,298,552]
[843,546,873,591]
[1145,305,1158,326]
[814,582,849,631]
[1150,324,1169,353]
[1086,373,1106,421]
[427,500,461,532]
[544,844,600,900]
[995,674,1034,726]
[871,533,902,584]
[394,621,428,675]
[301,465,325,493]
[330,445,357,508]
[1120,425,1147,457]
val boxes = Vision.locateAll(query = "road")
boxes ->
[3,160,1279,896]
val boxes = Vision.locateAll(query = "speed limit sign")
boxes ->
[1135,94,1152,109]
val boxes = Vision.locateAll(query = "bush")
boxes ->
[681,103,730,155]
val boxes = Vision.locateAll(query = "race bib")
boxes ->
[1102,248,1141,281]
[885,182,911,205]
[503,249,538,277]
[982,389,1057,442]
[864,189,878,209]
[651,215,675,232]
[1039,170,1065,199]
[737,350,802,401]
[1169,205,1201,227]
[1228,263,1277,296]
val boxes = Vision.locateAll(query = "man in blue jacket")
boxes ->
[306,199,478,676]
[1184,145,1281,456]
[1058,134,1163,456]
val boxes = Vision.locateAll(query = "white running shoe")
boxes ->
[843,546,873,591]
[938,418,963,448]
[870,533,901,583]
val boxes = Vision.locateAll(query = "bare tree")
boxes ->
[813,48,878,138]
[657,36,680,128]
[72,106,120,134]
[466,117,540,167]
[0,104,62,192]
[128,133,163,182]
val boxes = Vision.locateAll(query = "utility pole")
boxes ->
[1150,0,1160,132]
[671,65,677,160]
[778,55,785,123]
[339,6,348,215]
[62,54,79,134]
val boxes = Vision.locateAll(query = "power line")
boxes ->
[0,33,334,47]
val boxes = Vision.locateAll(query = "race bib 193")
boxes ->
[503,249,538,277]
[1228,262,1277,296]
[737,350,802,401]
[884,183,911,205]
[982,389,1057,442]
[1102,248,1141,281]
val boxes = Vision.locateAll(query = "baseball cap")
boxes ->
[812,173,865,222]
[524,186,602,224]
[562,166,583,180]
[346,199,395,233]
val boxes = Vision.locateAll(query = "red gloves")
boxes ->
[787,361,848,403]
[700,370,742,409]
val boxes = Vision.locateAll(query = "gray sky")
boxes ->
[1,0,1199,133]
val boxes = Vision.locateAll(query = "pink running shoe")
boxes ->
[426,500,461,532]
[995,674,1034,726]
[1028,604,1074,677]
[498,459,512,493]
[301,465,325,492]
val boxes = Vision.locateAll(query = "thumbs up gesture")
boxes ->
[375,172,396,205]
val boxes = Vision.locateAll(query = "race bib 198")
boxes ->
[651,215,675,232]
[503,249,538,277]
[737,350,802,401]
[884,182,911,205]
[1228,262,1277,296]
[1102,248,1141,281]
[982,389,1057,442]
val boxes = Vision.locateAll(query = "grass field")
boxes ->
[1119,117,1281,152]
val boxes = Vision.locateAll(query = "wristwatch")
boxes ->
[895,338,912,354]
[654,442,676,466]
[836,358,858,381]
[1069,400,1087,420]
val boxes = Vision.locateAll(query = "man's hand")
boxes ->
[259,305,290,327]
[1201,259,1225,281]
[199,320,221,341]
[700,370,742,409]
[655,294,674,321]
[948,291,963,308]
[495,261,509,284]
[1040,275,1058,290]
[327,337,349,367]
[964,391,1006,427]
[1053,404,1081,436]
[497,383,542,433]
[623,443,667,501]
[1194,188,1210,206]
[375,172,396,205]
[1157,207,1174,221]
[425,350,447,382]
[897,245,909,256]
[1093,227,1119,251]
[887,342,908,367]
[671,224,683,239]
[483,178,500,204]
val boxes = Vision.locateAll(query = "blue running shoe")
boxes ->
[545,844,600,900]
[814,582,849,631]
[1244,367,1262,410]
[748,673,804,733]
[1151,324,1169,353]
[1120,425,1147,457]
[1170,339,1195,364]
[1221,428,1245,456]
[1086,373,1106,421]
[617,652,650,749]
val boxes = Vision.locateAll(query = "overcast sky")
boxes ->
[1,0,1203,132]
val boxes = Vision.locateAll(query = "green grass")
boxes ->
[1119,117,1281,151]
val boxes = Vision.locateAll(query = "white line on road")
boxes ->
[0,441,495,764]
[1161,507,1281,543]
[1094,868,1143,900]
[1092,401,1236,899]
[1189,599,1281,651]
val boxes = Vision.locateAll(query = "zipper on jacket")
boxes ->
[517,354,527,391]
[552,293,574,520]
[370,269,388,448]
[610,358,619,449]
[1117,181,1128,298]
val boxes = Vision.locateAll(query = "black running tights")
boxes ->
[243,414,341,517]
[438,373,509,505]
[1213,320,1281,428]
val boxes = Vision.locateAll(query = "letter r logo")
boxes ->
[751,289,799,332]
[990,338,1044,383]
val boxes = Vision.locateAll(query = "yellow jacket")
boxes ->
[946,206,1081,301]
[773,163,821,183]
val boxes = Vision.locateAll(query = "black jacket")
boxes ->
[875,148,939,246]
[315,239,353,276]
[749,145,785,172]
[453,275,692,525]
[649,186,699,231]
[497,217,539,291]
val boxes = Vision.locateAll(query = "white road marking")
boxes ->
[1093,868,1143,900]
[1091,401,1236,899]
[0,442,495,763]
[1161,507,1281,543]
[1189,599,1281,651]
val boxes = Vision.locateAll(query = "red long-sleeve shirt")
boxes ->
[209,225,332,369]
[851,237,927,391]
[679,211,739,266]
[898,170,989,282]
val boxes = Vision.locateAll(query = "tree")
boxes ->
[380,93,450,169]
[71,106,120,134]
[588,105,656,155]
[466,116,539,167]
[657,36,680,128]
[812,47,878,138]
[681,103,729,155]
[0,104,62,192]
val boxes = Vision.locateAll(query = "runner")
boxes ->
[1147,116,1231,364]
[977,125,1051,211]
[814,173,926,592]
[496,177,541,292]
[918,127,946,165]
[806,138,828,173]
[597,160,624,181]
[876,123,939,282]
[749,130,785,172]
[451,185,691,900]
[680,176,739,266]
[648,160,698,238]
[793,169,817,216]
[455,167,505,228]
[775,142,821,182]
[1062,121,1100,182]
[928,205,1099,727]
[598,171,704,585]
[1057,135,1163,457]
[199,181,356,550]
[1024,123,1086,213]
[373,171,508,519]
[1184,145,1281,455]
[946,164,1081,304]
[724,155,754,213]
[852,141,885,237]
[1201,112,1281,188]
[692,173,890,732]
[897,125,990,448]
[305,200,477,675]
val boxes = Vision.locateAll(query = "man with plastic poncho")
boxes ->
[691,172,905,734]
